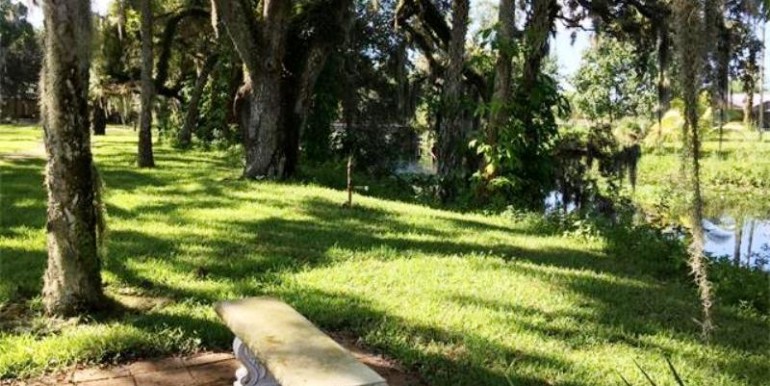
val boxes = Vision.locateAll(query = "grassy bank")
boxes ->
[636,127,770,220]
[1,125,768,385]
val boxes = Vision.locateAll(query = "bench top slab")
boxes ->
[215,297,387,386]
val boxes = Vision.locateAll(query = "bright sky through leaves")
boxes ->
[11,0,770,87]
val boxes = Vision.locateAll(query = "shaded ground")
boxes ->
[1,126,769,385]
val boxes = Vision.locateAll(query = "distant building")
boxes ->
[728,93,770,128]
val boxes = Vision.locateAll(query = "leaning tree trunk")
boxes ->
[40,0,103,316]
[178,55,218,148]
[437,0,470,203]
[138,0,155,167]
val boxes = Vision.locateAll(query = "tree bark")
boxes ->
[178,55,218,148]
[138,0,155,167]
[215,0,353,179]
[215,0,289,178]
[92,99,107,136]
[520,0,558,144]
[437,0,469,203]
[657,25,672,127]
[488,0,515,149]
[40,0,103,316]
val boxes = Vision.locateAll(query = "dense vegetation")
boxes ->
[2,0,770,384]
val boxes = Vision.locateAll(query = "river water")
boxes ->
[544,191,770,271]
[703,218,770,270]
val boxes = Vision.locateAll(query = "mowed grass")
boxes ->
[1,125,769,385]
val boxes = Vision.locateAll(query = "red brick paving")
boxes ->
[4,353,238,386]
[5,337,423,386]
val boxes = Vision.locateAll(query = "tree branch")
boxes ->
[211,0,262,74]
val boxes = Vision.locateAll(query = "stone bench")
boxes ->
[215,297,388,386]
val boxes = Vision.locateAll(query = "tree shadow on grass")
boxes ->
[448,285,770,384]
[283,288,595,386]
[1,158,46,235]
[3,147,769,383]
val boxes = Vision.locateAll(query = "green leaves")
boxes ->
[571,37,656,124]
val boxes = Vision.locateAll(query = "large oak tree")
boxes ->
[212,0,354,179]
[40,0,104,316]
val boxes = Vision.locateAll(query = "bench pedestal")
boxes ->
[216,297,387,386]
[233,337,279,386]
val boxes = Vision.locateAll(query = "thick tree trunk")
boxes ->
[244,68,286,178]
[178,55,218,148]
[488,0,515,149]
[520,0,558,143]
[92,99,107,136]
[40,0,103,316]
[437,0,469,203]
[215,0,353,178]
[138,0,155,167]
[214,0,290,179]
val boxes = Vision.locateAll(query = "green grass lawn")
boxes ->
[1,125,769,385]
[636,127,770,219]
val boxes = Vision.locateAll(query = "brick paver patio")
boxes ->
[4,333,423,386]
[9,352,239,386]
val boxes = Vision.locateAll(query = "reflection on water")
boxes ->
[544,191,577,214]
[704,218,770,271]
[544,191,770,271]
